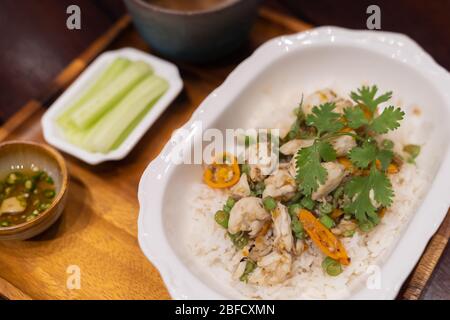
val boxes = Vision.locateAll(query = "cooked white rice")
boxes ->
[186,93,429,299]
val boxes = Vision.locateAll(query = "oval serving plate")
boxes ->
[42,47,183,165]
[138,27,450,299]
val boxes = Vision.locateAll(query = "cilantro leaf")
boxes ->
[369,106,404,134]
[344,106,369,129]
[295,141,337,195]
[318,141,337,162]
[295,143,327,196]
[376,149,393,170]
[343,175,377,223]
[306,103,344,136]
[371,167,393,207]
[344,165,392,224]
[350,85,392,113]
[348,142,377,168]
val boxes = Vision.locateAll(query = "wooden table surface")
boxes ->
[0,0,449,300]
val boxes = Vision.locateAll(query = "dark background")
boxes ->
[0,0,448,299]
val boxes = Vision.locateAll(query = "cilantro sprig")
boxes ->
[344,140,394,224]
[294,85,404,225]
[345,85,404,134]
[295,141,336,196]
[306,102,344,136]
[350,85,392,113]
[343,165,393,225]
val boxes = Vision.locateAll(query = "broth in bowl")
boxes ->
[0,168,56,227]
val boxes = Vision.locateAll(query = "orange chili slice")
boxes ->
[298,209,350,265]
[203,152,240,189]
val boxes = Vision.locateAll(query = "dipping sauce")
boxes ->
[145,0,232,11]
[0,168,56,227]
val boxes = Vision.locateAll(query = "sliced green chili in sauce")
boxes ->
[0,168,56,227]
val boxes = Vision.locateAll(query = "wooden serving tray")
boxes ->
[0,7,448,300]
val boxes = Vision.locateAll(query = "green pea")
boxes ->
[319,202,333,215]
[214,210,229,229]
[263,197,277,211]
[382,139,394,149]
[300,196,315,210]
[322,257,343,276]
[319,215,335,229]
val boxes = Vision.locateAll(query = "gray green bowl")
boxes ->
[124,0,262,63]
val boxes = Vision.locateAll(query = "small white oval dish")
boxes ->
[138,27,450,299]
[42,47,183,165]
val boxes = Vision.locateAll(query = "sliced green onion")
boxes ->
[44,189,56,199]
[300,196,315,210]
[239,260,257,282]
[342,229,356,237]
[228,232,249,249]
[226,197,235,209]
[288,203,302,217]
[263,197,277,211]
[403,144,421,158]
[1,221,10,227]
[214,210,229,229]
[46,176,54,185]
[319,202,333,215]
[319,215,335,229]
[359,220,375,232]
[291,215,305,239]
[322,257,343,276]
[24,180,34,190]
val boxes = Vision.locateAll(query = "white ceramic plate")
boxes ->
[138,27,450,299]
[42,47,183,165]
